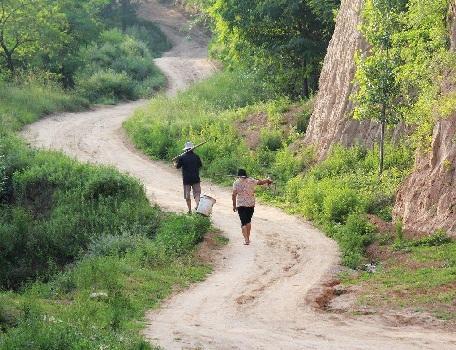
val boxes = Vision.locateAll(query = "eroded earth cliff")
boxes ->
[393,3,456,236]
[303,0,380,161]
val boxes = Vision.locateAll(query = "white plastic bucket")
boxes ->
[196,195,216,216]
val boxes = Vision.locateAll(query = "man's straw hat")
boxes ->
[183,141,194,150]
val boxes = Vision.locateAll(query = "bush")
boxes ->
[0,144,160,289]
[259,130,282,151]
[76,69,137,103]
[76,29,165,103]
[410,230,452,247]
[271,148,303,183]
[296,177,326,220]
[395,230,453,251]
[155,214,210,257]
[82,170,143,201]
[365,194,394,222]
[334,214,375,269]
[322,186,361,224]
[86,232,149,258]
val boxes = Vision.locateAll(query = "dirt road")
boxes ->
[21,1,456,349]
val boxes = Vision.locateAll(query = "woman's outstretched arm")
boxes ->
[256,178,273,186]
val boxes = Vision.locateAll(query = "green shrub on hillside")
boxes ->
[333,214,375,268]
[259,130,283,151]
[323,186,361,224]
[0,208,211,350]
[76,29,165,103]
[76,69,138,103]
[0,138,159,289]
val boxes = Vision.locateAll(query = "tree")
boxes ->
[207,0,340,98]
[100,0,142,32]
[0,0,66,74]
[353,0,407,174]
[41,0,110,87]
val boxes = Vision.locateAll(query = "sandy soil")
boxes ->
[21,1,456,349]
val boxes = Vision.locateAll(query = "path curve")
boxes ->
[21,1,456,349]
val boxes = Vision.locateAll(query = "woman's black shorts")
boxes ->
[237,206,255,227]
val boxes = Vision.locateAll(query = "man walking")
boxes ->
[175,141,203,213]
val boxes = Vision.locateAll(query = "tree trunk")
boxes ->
[302,77,309,98]
[5,51,15,74]
[0,41,15,74]
[379,104,386,175]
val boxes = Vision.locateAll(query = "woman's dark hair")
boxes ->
[237,169,248,177]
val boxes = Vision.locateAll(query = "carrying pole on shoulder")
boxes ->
[172,141,207,162]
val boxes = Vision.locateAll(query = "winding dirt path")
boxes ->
[21,1,456,349]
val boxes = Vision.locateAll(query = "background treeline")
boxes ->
[166,0,340,98]
[0,0,170,104]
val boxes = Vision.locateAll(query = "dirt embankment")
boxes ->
[393,4,456,236]
[21,1,456,349]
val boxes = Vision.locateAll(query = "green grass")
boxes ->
[342,239,456,321]
[0,213,212,349]
[0,81,88,133]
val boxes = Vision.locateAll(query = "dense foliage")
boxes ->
[0,0,170,102]
[354,0,455,150]
[76,29,165,103]
[0,135,160,289]
[0,208,210,349]
[207,0,339,97]
[173,0,340,97]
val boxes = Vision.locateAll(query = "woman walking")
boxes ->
[232,169,273,245]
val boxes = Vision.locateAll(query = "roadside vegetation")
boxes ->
[0,1,217,348]
[0,0,170,105]
[0,207,211,349]
[342,232,456,322]
[126,0,455,321]
[125,70,414,270]
[0,80,214,350]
